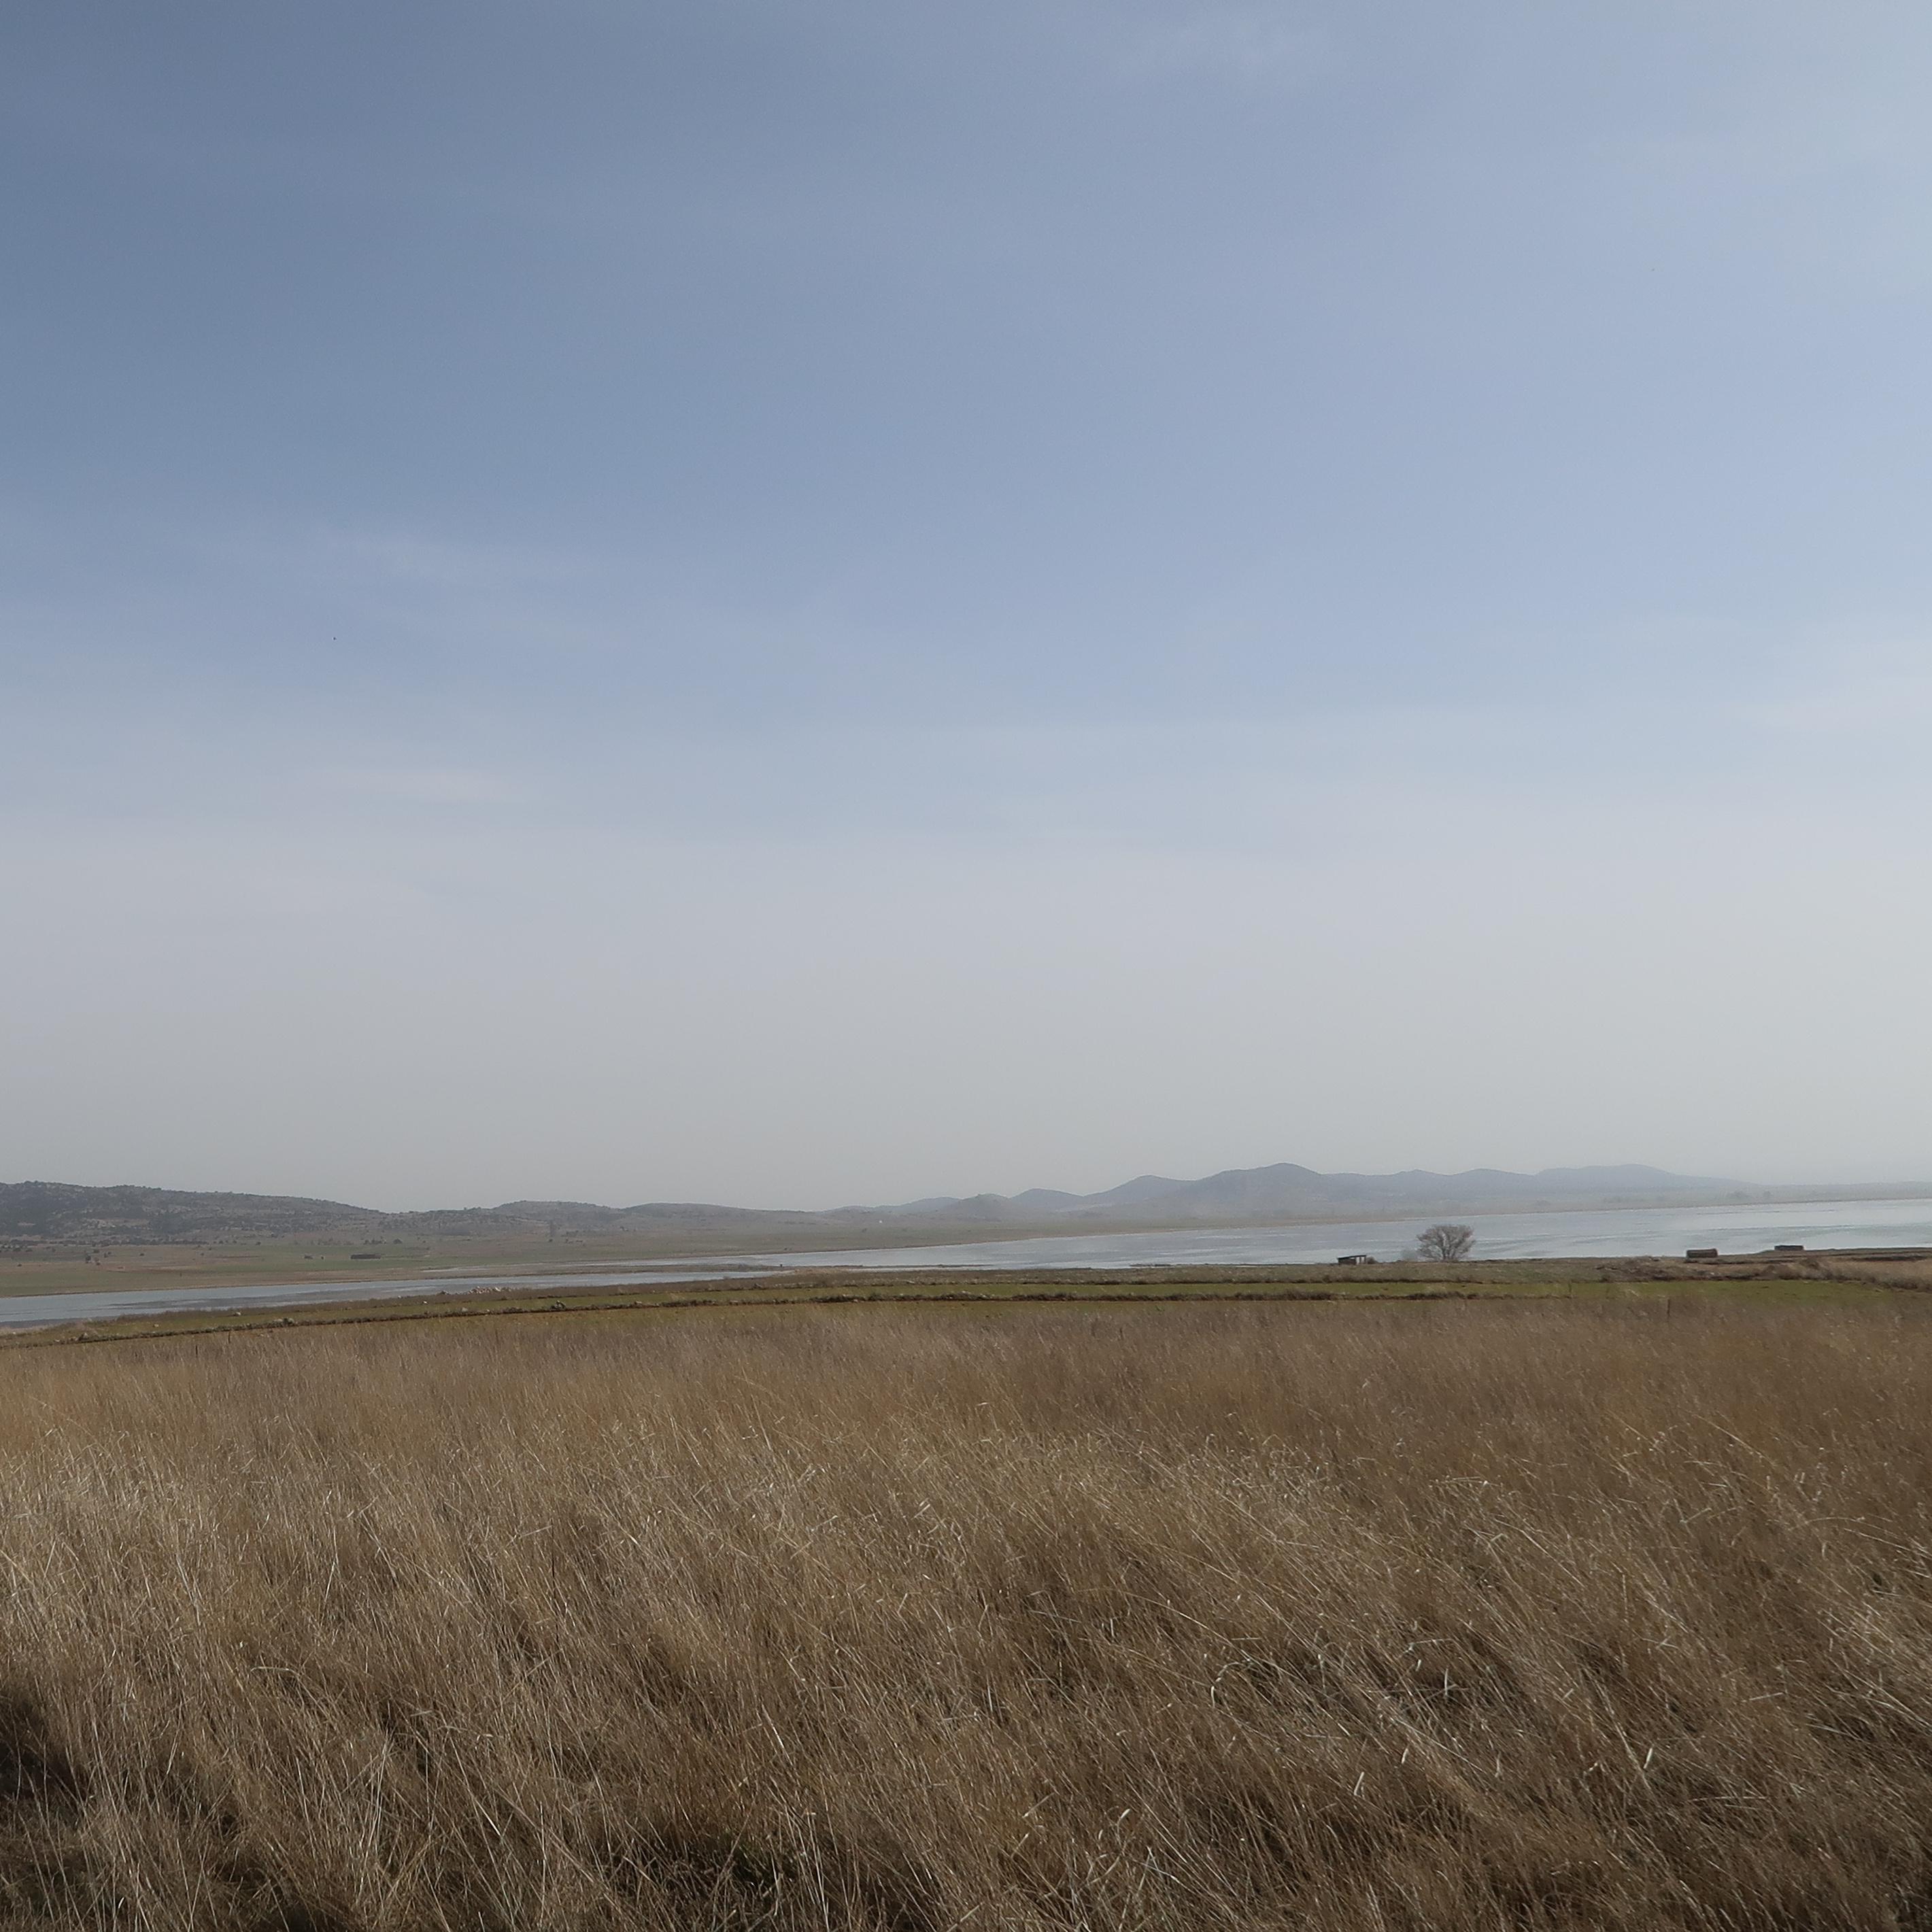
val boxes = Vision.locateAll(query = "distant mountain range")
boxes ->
[7,1162,1922,1253]
[858,1162,1749,1225]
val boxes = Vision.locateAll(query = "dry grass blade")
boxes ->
[0,1298,1928,1929]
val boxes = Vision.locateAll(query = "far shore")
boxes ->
[7,1187,1932,1302]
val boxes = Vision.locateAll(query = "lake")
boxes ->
[3,1195,1928,1330]
[740,1196,1932,1273]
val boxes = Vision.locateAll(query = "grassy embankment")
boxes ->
[5,1249,1925,1349]
[1,1295,1931,1929]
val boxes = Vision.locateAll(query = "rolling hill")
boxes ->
[0,1160,1793,1251]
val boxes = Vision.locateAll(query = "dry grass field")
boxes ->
[1,1298,1930,1930]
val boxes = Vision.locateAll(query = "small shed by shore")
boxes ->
[1336,1253,1377,1266]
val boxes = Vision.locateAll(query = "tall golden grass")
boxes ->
[1,1298,1929,1929]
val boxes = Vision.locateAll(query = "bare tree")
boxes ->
[1417,1222,1475,1262]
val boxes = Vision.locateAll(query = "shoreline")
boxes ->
[3,1244,1930,1342]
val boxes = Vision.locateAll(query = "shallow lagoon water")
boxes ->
[750,1196,1932,1274]
[5,1196,1929,1331]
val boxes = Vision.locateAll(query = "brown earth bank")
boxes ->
[1,1297,1930,1929]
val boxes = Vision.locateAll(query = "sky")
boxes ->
[4,1,1931,1210]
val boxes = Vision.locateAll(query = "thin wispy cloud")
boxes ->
[1115,9,1337,87]
[1740,641,1932,734]
[315,766,526,808]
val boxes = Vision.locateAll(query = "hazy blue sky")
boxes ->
[5,1,1931,1208]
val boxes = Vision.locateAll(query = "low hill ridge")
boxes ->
[861,1162,1745,1225]
[2,1160,1864,1250]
